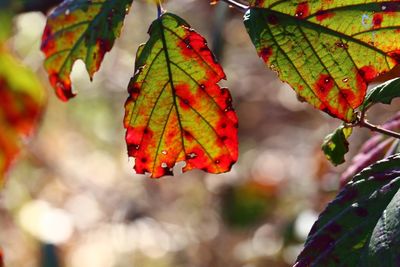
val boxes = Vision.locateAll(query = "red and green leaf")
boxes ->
[0,49,45,184]
[245,1,400,122]
[41,0,133,101]
[124,13,238,178]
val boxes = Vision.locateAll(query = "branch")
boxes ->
[359,119,400,139]
[219,0,248,13]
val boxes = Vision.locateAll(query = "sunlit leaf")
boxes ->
[362,77,400,110]
[322,125,352,165]
[0,49,45,184]
[124,13,238,178]
[244,1,400,122]
[41,0,133,100]
[295,154,400,267]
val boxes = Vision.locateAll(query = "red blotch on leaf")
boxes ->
[358,65,379,82]
[175,84,195,111]
[340,88,358,108]
[95,39,113,70]
[315,10,335,22]
[259,47,273,63]
[41,26,56,55]
[372,13,383,28]
[388,50,400,65]
[49,73,74,101]
[314,74,334,99]
[295,2,310,19]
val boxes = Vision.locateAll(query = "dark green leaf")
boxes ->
[322,125,352,165]
[362,78,400,110]
[295,154,400,267]
[361,188,400,266]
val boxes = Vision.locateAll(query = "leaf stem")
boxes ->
[358,119,400,139]
[219,0,248,13]
[157,1,163,18]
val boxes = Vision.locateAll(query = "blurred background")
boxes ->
[1,0,400,266]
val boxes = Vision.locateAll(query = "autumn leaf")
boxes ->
[0,49,45,184]
[244,1,400,122]
[41,0,133,101]
[124,13,238,178]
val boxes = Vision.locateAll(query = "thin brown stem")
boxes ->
[219,0,248,13]
[359,119,400,139]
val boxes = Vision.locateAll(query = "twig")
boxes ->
[359,119,400,139]
[219,0,248,13]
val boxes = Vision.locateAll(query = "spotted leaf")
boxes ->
[295,154,400,267]
[0,50,45,184]
[124,13,238,178]
[41,0,133,101]
[245,1,400,122]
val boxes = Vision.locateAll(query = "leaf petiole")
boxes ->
[219,0,248,13]
[358,119,400,140]
[157,0,164,18]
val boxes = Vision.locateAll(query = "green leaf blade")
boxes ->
[124,13,238,178]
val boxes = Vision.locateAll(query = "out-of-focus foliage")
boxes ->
[124,13,238,178]
[245,1,400,122]
[296,154,400,267]
[0,48,45,184]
